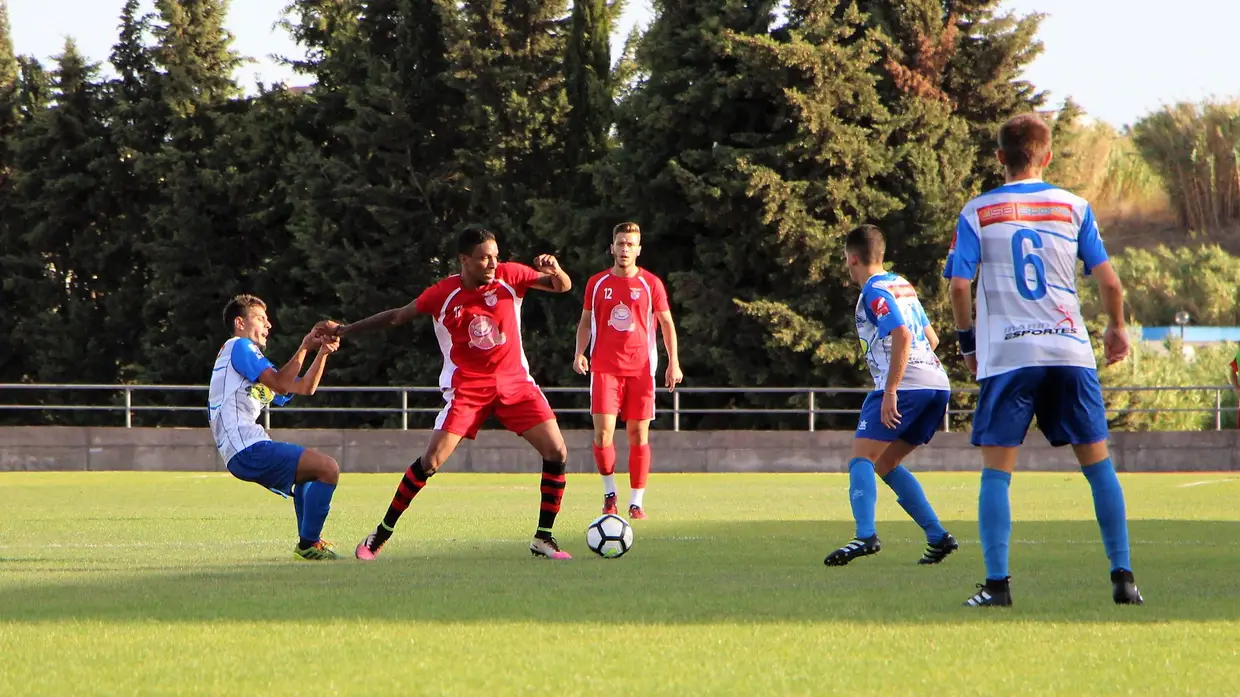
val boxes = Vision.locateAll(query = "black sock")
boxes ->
[298,538,316,550]
[537,459,567,537]
[371,458,433,549]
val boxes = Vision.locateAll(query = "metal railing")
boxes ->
[0,383,1234,431]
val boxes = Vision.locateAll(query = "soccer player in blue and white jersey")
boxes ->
[209,294,344,561]
[946,114,1143,606]
[825,225,959,567]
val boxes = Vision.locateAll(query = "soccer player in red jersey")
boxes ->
[317,227,576,560]
[573,222,683,519]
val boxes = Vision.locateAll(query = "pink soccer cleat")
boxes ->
[355,530,385,561]
[529,535,572,560]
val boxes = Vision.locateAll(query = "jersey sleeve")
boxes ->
[583,274,601,311]
[502,262,543,296]
[861,286,907,340]
[948,213,982,280]
[415,282,447,317]
[230,338,275,382]
[1077,205,1109,276]
[650,274,670,313]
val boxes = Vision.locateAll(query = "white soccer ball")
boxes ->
[585,513,634,558]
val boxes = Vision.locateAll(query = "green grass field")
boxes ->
[3,471,1239,696]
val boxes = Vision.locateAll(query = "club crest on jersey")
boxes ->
[483,290,498,308]
[247,383,275,405]
[468,315,506,350]
[630,288,641,300]
[608,303,635,332]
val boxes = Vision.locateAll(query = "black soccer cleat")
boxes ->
[918,532,959,565]
[824,535,881,566]
[964,577,1012,607]
[1111,569,1144,605]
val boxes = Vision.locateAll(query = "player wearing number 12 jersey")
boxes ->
[947,114,1142,607]
[317,227,576,561]
[574,223,683,520]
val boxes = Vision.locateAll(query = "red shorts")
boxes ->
[590,372,655,421]
[435,380,556,439]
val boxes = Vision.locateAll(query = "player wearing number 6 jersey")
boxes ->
[573,223,683,520]
[946,113,1142,607]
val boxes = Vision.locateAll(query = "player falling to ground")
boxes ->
[573,222,683,520]
[317,227,576,560]
[824,225,959,567]
[947,113,1143,607]
[208,294,343,560]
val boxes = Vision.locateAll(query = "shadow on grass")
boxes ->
[3,519,1237,625]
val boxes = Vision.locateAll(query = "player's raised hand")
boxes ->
[532,254,561,274]
[1103,323,1130,366]
[319,336,341,355]
[300,329,324,351]
[573,354,589,375]
[880,390,901,429]
[313,319,341,338]
[665,362,683,392]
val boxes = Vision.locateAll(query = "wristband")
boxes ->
[956,328,976,356]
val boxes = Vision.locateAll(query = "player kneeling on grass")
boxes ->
[573,222,683,520]
[208,295,343,561]
[947,113,1141,607]
[825,225,959,568]
[316,227,576,561]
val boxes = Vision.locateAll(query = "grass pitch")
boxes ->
[2,471,1239,696]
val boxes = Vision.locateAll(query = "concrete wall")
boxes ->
[2,427,1239,473]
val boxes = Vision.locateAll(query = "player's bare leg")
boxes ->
[964,446,1017,606]
[356,430,464,560]
[521,419,572,560]
[592,414,619,514]
[626,418,652,519]
[292,449,342,560]
[1073,441,1142,605]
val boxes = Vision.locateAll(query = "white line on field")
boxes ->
[1178,479,1240,488]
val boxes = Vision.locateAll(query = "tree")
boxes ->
[600,0,901,426]
[0,0,26,385]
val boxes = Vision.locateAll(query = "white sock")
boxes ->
[602,475,617,497]
[630,488,645,508]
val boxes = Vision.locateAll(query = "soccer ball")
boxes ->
[585,513,634,558]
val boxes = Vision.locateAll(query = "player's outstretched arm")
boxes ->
[530,254,571,293]
[318,300,419,339]
[290,337,339,396]
[1091,261,1129,366]
[573,310,592,375]
[656,310,683,391]
[256,331,319,395]
[948,277,977,374]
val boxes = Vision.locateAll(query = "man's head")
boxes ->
[224,294,271,348]
[997,113,1053,177]
[844,224,886,285]
[611,222,642,270]
[458,226,500,286]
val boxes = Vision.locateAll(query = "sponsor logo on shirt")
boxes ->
[468,315,506,350]
[869,297,891,319]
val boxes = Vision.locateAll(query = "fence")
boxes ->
[0,383,1235,431]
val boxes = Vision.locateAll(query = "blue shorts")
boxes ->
[855,389,950,446]
[972,366,1107,447]
[227,441,304,496]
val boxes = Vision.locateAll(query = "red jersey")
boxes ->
[415,263,542,389]
[584,268,669,377]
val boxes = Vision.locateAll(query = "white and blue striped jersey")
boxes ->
[855,273,951,391]
[945,179,1108,380]
[207,337,291,464]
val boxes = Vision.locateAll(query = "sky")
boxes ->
[5,0,1237,128]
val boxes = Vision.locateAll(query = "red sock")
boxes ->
[629,444,651,490]
[593,444,616,476]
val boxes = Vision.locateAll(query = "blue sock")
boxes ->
[299,481,337,544]
[293,483,306,532]
[882,465,948,542]
[848,457,878,539]
[1082,458,1132,572]
[979,468,1012,581]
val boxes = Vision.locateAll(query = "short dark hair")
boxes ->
[223,294,266,332]
[612,222,641,239]
[458,226,497,255]
[998,113,1053,173]
[845,224,885,264]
